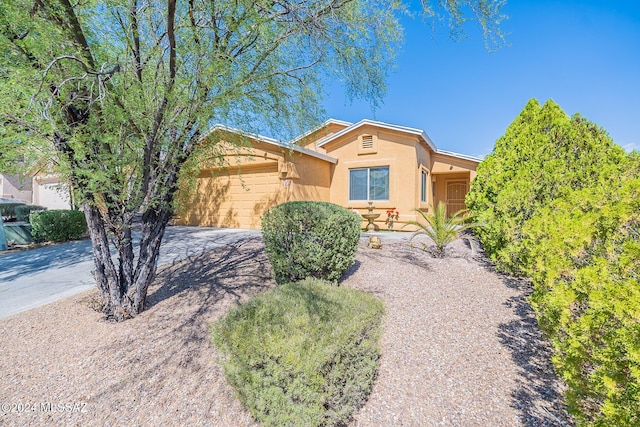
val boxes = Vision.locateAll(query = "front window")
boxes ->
[349,166,389,201]
[421,170,427,203]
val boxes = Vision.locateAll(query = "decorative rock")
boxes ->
[368,235,382,249]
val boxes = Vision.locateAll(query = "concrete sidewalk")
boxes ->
[0,226,260,319]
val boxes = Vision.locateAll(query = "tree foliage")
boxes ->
[468,99,639,425]
[0,0,505,320]
[522,171,640,426]
[466,99,628,272]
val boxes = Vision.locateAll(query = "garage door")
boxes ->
[35,180,71,210]
[181,163,287,229]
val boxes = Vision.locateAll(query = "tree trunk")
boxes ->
[84,203,170,320]
[83,176,179,321]
[84,204,124,318]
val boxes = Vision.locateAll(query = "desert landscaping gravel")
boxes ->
[0,232,573,426]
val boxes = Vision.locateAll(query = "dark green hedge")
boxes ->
[30,209,87,242]
[212,278,384,427]
[0,202,25,221]
[261,201,361,284]
[15,204,46,222]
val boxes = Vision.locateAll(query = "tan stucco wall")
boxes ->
[323,126,429,230]
[431,153,478,178]
[177,124,480,231]
[176,139,331,229]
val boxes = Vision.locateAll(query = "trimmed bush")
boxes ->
[466,99,627,273]
[30,209,87,242]
[15,204,46,222]
[261,201,361,284]
[212,278,384,427]
[0,202,25,221]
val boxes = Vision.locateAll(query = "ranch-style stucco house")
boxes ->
[175,119,481,230]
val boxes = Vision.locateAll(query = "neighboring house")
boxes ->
[32,175,72,210]
[0,174,32,203]
[0,173,71,210]
[175,119,481,230]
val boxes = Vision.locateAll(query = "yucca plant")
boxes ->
[405,202,481,258]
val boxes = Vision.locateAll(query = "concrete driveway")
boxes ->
[0,226,261,319]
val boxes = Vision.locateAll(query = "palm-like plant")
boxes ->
[405,202,481,258]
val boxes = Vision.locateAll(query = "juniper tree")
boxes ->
[466,99,628,272]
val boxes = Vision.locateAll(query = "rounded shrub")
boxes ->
[261,201,361,284]
[30,209,87,242]
[212,278,384,427]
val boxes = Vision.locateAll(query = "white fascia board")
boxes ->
[206,124,338,164]
[434,149,483,163]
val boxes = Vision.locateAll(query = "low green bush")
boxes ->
[0,202,25,221]
[30,209,87,242]
[15,204,46,222]
[261,201,361,284]
[212,278,384,427]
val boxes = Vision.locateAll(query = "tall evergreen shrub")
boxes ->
[466,99,627,272]
[467,98,639,425]
[523,172,639,426]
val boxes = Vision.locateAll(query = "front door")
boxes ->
[446,181,468,216]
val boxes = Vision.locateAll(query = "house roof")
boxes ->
[435,149,484,163]
[289,118,352,145]
[315,118,482,163]
[206,124,338,164]
[207,119,482,165]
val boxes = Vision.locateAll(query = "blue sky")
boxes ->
[322,0,640,157]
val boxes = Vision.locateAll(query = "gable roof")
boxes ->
[206,119,482,165]
[315,119,482,163]
[289,118,352,145]
[206,124,338,164]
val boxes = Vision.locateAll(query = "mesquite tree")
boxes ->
[0,0,504,321]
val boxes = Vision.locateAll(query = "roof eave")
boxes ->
[205,124,338,164]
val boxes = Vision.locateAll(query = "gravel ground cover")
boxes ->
[0,232,572,426]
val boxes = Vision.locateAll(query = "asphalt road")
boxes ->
[0,226,261,319]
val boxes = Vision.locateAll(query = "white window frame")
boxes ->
[348,166,390,201]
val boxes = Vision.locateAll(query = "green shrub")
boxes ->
[523,177,640,426]
[212,278,384,427]
[466,98,627,273]
[468,98,640,425]
[261,201,361,284]
[30,209,87,242]
[15,204,46,222]
[0,202,25,221]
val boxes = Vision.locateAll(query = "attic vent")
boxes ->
[362,135,374,150]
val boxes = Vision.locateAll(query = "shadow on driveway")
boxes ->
[0,239,93,282]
